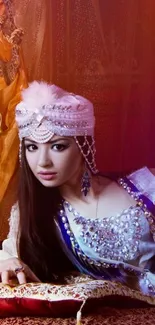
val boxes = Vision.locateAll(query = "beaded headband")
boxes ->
[15,81,95,142]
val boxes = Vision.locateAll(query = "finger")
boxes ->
[16,271,27,284]
[1,271,10,284]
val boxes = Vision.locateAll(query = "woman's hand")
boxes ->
[0,257,40,285]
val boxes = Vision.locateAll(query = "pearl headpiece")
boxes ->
[15,81,95,142]
[16,81,98,173]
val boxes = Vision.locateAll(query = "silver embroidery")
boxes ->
[64,202,143,262]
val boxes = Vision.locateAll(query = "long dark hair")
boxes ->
[18,140,77,283]
[18,136,97,282]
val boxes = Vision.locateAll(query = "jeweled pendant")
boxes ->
[81,170,91,196]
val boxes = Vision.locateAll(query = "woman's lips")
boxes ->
[37,172,57,180]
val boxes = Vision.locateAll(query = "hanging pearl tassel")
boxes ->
[76,300,86,325]
[74,135,98,175]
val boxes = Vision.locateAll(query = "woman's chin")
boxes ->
[38,178,58,187]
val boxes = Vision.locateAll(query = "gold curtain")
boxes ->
[0,0,155,239]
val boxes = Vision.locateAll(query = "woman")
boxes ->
[0,81,155,296]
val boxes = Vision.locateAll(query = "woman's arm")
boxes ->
[0,202,19,260]
[0,203,40,284]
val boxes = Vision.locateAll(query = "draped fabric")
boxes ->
[0,0,27,239]
[0,0,155,239]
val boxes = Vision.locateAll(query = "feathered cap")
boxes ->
[15,81,95,142]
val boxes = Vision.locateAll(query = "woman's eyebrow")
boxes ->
[24,137,70,144]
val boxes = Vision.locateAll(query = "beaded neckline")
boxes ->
[63,199,137,220]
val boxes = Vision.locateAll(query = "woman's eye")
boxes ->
[52,144,68,151]
[26,144,38,152]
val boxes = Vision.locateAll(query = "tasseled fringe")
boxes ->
[76,300,87,325]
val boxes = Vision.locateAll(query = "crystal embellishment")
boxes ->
[64,201,143,262]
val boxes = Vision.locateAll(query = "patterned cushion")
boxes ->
[0,275,154,318]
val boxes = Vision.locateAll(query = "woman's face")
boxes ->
[24,135,83,187]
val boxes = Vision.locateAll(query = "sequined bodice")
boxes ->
[63,201,152,264]
[73,207,143,261]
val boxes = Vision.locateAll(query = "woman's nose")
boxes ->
[37,147,53,167]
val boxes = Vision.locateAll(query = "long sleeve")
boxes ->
[0,203,19,260]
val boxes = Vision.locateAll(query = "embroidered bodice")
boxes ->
[63,202,154,267]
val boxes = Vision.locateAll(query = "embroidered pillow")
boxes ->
[0,276,154,317]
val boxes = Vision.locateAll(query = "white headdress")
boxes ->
[16,81,98,173]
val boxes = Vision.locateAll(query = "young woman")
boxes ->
[0,81,155,296]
